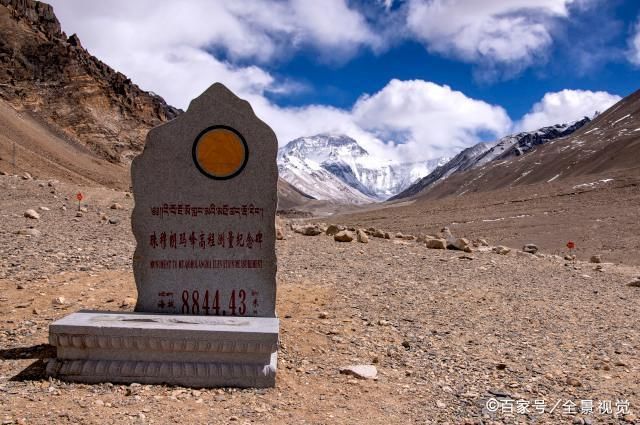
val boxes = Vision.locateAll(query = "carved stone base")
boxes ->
[47,311,279,388]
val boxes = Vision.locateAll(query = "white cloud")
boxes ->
[46,0,513,163]
[517,89,621,131]
[48,0,378,65]
[352,79,512,158]
[406,0,574,76]
[628,18,640,66]
[44,0,620,167]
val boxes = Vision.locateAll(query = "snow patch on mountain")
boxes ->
[277,134,448,203]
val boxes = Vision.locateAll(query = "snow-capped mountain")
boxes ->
[391,117,591,200]
[277,134,447,204]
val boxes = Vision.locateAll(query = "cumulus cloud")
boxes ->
[406,0,574,78]
[628,18,640,66]
[49,0,378,65]
[517,89,621,131]
[352,80,511,158]
[45,0,619,166]
[47,0,513,162]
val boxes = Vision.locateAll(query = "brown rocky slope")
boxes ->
[0,0,180,166]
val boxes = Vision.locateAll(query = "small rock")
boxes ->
[566,376,582,387]
[334,231,353,242]
[318,311,329,319]
[79,207,88,213]
[39,206,50,211]
[108,218,120,225]
[564,254,576,261]
[522,243,538,254]
[590,255,602,263]
[17,228,41,237]
[493,246,511,255]
[293,224,322,236]
[627,279,640,288]
[110,203,123,210]
[356,229,369,243]
[384,232,391,239]
[24,209,40,220]
[0,170,7,176]
[371,229,385,238]
[339,365,377,380]
[426,238,447,249]
[76,212,83,218]
[276,226,285,240]
[325,224,342,236]
[121,297,137,308]
[435,400,446,409]
[52,296,66,306]
[22,172,32,180]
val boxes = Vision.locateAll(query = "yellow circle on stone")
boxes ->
[195,128,247,178]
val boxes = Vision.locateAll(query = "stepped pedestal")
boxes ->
[47,311,278,388]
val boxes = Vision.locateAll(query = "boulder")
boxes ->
[334,231,354,242]
[522,243,538,254]
[426,238,447,249]
[325,224,342,236]
[493,246,511,255]
[356,229,369,244]
[448,237,471,252]
[294,224,322,236]
[24,209,40,219]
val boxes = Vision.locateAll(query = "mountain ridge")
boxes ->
[391,117,591,200]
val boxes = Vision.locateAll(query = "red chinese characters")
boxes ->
[149,230,264,250]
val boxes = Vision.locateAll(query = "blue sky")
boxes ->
[49,0,640,162]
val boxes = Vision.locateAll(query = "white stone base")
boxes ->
[47,311,279,388]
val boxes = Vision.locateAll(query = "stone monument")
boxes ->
[47,83,280,388]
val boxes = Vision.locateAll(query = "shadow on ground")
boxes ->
[0,344,56,381]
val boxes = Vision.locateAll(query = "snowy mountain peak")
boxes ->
[278,134,448,204]
[279,134,370,165]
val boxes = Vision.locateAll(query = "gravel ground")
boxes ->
[1,175,639,424]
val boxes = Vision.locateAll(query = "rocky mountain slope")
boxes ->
[0,0,316,209]
[392,117,590,200]
[0,0,180,164]
[278,134,446,203]
[400,89,639,200]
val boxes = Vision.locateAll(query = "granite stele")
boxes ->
[47,83,280,388]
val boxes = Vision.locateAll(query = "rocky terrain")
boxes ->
[1,173,639,424]
[0,0,180,165]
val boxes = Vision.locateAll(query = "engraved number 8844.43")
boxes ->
[181,289,247,316]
